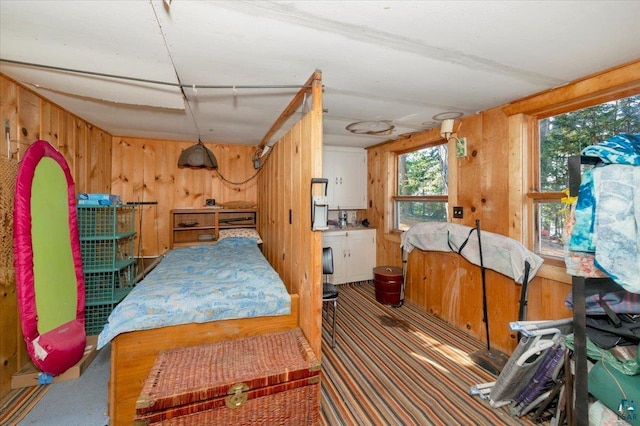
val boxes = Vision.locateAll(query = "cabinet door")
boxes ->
[346,229,376,282]
[322,233,348,285]
[323,147,367,210]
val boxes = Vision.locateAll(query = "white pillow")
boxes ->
[218,228,263,244]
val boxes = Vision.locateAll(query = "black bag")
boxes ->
[586,314,640,348]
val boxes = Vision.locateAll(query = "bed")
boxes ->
[100,233,300,424]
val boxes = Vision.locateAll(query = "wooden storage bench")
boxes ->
[134,328,320,425]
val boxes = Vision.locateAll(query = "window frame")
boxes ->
[392,141,449,232]
[522,88,640,266]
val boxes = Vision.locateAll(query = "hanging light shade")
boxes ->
[178,140,218,169]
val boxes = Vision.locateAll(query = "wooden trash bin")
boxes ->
[134,328,320,425]
[373,266,404,307]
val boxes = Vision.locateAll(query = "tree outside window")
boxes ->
[535,94,640,257]
[395,143,448,231]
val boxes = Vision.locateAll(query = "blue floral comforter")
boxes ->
[568,133,640,293]
[97,238,291,348]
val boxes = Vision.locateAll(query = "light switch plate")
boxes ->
[453,206,463,218]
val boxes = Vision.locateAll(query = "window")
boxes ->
[394,143,448,231]
[533,93,640,257]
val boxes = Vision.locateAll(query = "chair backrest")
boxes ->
[322,247,334,276]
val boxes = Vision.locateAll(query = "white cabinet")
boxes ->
[323,229,376,284]
[323,147,367,210]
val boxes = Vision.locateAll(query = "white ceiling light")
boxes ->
[432,111,463,121]
[346,120,395,136]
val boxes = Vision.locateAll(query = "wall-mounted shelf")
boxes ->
[170,208,258,248]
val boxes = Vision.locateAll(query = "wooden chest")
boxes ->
[134,329,320,425]
[373,266,404,306]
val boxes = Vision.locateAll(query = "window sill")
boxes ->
[535,263,571,284]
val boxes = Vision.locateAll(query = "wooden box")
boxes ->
[134,329,320,425]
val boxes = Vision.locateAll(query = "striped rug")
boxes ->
[319,282,537,426]
[0,385,50,425]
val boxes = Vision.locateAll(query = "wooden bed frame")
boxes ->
[107,294,299,424]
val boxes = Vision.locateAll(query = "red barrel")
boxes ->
[373,266,403,306]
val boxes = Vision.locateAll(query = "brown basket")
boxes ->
[135,329,320,425]
[0,157,19,285]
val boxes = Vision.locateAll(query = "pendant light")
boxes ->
[177,139,218,169]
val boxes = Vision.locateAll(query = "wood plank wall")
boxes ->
[367,61,640,355]
[257,73,324,357]
[0,74,112,396]
[110,137,258,256]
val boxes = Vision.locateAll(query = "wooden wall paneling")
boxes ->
[525,276,573,320]
[366,149,381,262]
[302,108,323,356]
[101,131,113,194]
[264,145,276,267]
[209,143,257,205]
[271,138,283,278]
[57,111,72,177]
[426,253,454,318]
[280,135,291,294]
[1,78,18,160]
[111,137,133,203]
[260,150,269,259]
[174,141,200,207]
[486,272,520,352]
[279,136,288,279]
[86,127,110,193]
[379,151,397,264]
[282,130,296,293]
[507,113,528,244]
[212,143,230,203]
[404,250,426,307]
[17,87,40,154]
[453,115,481,227]
[143,141,164,255]
[138,139,158,257]
[74,118,89,194]
[438,257,481,341]
[267,145,276,265]
[160,141,184,252]
[40,101,60,148]
[478,108,510,235]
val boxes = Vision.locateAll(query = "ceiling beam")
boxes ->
[259,70,322,149]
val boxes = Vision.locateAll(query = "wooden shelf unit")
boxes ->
[170,208,258,248]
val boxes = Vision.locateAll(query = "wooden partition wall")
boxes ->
[367,60,640,355]
[257,71,324,356]
[0,74,112,396]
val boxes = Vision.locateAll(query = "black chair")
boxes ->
[322,247,339,348]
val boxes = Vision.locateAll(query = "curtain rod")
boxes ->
[0,58,311,90]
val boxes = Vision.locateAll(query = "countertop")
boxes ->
[322,225,374,232]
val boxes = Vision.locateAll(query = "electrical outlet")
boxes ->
[453,206,463,219]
